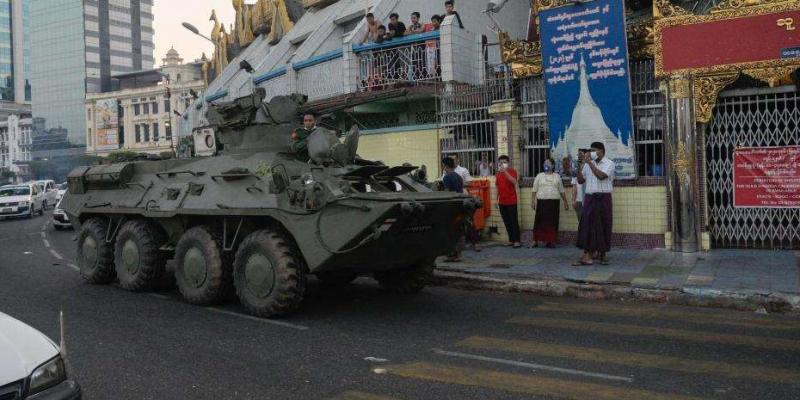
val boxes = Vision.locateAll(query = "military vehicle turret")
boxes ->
[61,89,478,317]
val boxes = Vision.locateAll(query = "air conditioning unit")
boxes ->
[193,127,217,157]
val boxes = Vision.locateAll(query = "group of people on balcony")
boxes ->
[441,142,616,266]
[362,1,463,44]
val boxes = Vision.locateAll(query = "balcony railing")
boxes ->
[354,32,441,92]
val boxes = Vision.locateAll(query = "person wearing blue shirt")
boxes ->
[442,157,464,193]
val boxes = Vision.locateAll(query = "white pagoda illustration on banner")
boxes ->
[551,57,636,178]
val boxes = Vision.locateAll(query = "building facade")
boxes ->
[30,0,154,146]
[85,48,205,157]
[0,114,32,180]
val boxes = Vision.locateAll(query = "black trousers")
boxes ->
[499,204,521,243]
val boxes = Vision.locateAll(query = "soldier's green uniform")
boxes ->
[290,127,313,161]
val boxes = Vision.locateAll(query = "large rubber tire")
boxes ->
[77,218,116,284]
[233,229,306,318]
[374,261,434,294]
[26,206,33,219]
[41,201,48,213]
[174,226,232,305]
[114,220,166,292]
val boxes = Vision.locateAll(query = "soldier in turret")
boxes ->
[291,112,317,161]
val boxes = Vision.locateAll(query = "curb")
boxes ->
[433,269,800,314]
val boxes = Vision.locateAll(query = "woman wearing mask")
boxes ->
[531,158,569,248]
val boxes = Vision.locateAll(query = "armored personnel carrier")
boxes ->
[61,89,478,318]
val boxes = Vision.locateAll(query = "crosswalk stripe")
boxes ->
[386,362,705,400]
[507,317,800,352]
[330,391,401,400]
[458,336,800,384]
[532,302,800,330]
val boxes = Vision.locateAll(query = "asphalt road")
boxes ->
[1,212,799,400]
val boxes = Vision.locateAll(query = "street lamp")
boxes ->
[182,22,214,44]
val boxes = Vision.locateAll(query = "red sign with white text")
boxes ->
[733,146,800,208]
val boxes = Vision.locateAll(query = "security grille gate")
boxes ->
[706,86,800,249]
[437,76,512,177]
[520,59,665,178]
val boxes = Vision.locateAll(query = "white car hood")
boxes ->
[0,312,59,385]
[0,195,30,204]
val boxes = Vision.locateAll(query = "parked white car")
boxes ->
[52,199,72,230]
[0,312,81,399]
[55,183,68,203]
[0,184,45,219]
[34,180,58,210]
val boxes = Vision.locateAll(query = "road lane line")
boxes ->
[204,307,309,331]
[39,232,45,238]
[533,302,800,330]
[49,249,64,260]
[43,239,50,248]
[385,362,704,400]
[458,336,800,384]
[67,264,79,272]
[433,349,633,383]
[508,317,800,352]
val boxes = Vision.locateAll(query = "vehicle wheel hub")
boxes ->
[183,247,208,288]
[244,254,275,298]
[82,237,97,266]
[122,240,140,274]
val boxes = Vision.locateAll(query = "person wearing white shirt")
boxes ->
[574,142,615,266]
[442,154,472,184]
[441,154,479,251]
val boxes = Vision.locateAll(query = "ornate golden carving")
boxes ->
[693,74,739,124]
[499,31,542,78]
[627,20,655,60]
[668,76,692,99]
[777,17,796,30]
[672,139,693,186]
[653,0,691,20]
[534,0,571,12]
[742,66,798,87]
[711,0,788,13]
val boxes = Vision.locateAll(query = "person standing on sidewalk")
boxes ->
[575,142,615,266]
[495,155,521,248]
[442,157,465,261]
[531,158,568,248]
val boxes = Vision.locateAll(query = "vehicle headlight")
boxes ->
[28,355,66,395]
[18,200,29,207]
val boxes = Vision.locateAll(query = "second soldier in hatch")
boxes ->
[291,112,317,162]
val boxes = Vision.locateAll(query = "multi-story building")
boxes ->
[85,48,205,157]
[0,114,33,181]
[30,0,154,146]
[0,0,32,122]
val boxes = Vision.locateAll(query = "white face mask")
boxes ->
[590,151,598,161]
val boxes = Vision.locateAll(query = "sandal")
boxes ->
[512,242,521,249]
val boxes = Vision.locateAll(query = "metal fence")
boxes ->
[519,59,666,178]
[358,40,441,92]
[438,75,513,178]
[706,86,800,249]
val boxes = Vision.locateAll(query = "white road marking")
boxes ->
[43,239,50,248]
[41,223,47,231]
[40,232,46,238]
[67,264,79,272]
[433,349,634,383]
[49,249,64,260]
[205,307,310,331]
[364,357,389,363]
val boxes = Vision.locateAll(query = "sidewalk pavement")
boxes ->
[434,245,800,313]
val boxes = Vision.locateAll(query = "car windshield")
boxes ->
[0,187,30,196]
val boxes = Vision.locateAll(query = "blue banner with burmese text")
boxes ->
[539,0,637,179]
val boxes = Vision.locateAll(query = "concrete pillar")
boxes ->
[488,99,521,170]
[664,76,701,253]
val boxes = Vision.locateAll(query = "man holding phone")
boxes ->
[574,142,615,266]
